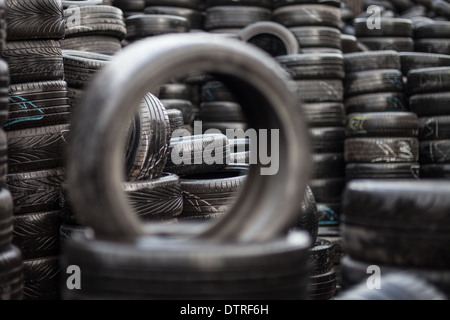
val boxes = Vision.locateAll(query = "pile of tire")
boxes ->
[340,180,450,298]
[0,0,69,300]
[308,238,337,300]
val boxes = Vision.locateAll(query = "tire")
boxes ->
[357,37,414,52]
[0,129,7,187]
[345,69,404,97]
[124,174,183,220]
[346,163,420,180]
[158,83,193,101]
[0,245,24,300]
[308,269,337,300]
[309,239,335,275]
[165,134,230,177]
[9,80,69,105]
[143,6,202,30]
[272,5,341,29]
[309,127,345,153]
[297,185,318,244]
[302,103,345,127]
[410,92,450,116]
[166,109,184,135]
[343,50,400,74]
[415,38,450,55]
[0,189,13,250]
[277,53,345,80]
[61,231,311,300]
[205,0,272,8]
[64,5,126,40]
[408,67,450,95]
[345,112,419,138]
[61,0,103,7]
[309,177,345,203]
[273,0,341,8]
[345,92,407,114]
[125,14,190,40]
[419,116,450,140]
[2,40,64,84]
[289,26,342,50]
[61,35,122,55]
[115,0,145,11]
[341,255,450,296]
[147,0,201,9]
[341,34,357,54]
[414,21,450,38]
[432,0,450,18]
[296,79,344,103]
[354,18,413,37]
[238,21,299,57]
[7,168,65,215]
[399,52,450,76]
[160,99,193,125]
[126,93,171,181]
[23,256,60,300]
[0,60,8,127]
[420,140,450,164]
[337,272,446,300]
[12,211,62,260]
[204,6,271,31]
[311,153,345,179]
[180,167,246,218]
[421,163,450,178]
[201,81,236,102]
[62,50,112,89]
[229,151,249,164]
[199,102,244,122]
[345,137,419,163]
[4,0,65,41]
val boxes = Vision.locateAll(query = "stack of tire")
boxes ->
[277,53,346,229]
[144,0,204,31]
[344,51,420,181]
[61,4,125,55]
[414,20,450,54]
[407,66,450,178]
[340,180,450,298]
[308,238,338,300]
[353,17,414,52]
[1,0,68,300]
[203,0,271,34]
[273,0,342,54]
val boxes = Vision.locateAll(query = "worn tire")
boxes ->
[61,35,122,55]
[277,53,344,80]
[345,69,404,97]
[357,37,414,52]
[143,6,202,30]
[344,50,400,74]
[399,52,450,75]
[345,92,407,114]
[125,14,190,40]
[420,140,450,164]
[272,5,341,29]
[290,26,341,50]
[296,79,344,103]
[346,163,420,180]
[407,67,450,94]
[204,6,271,31]
[302,103,345,127]
[354,18,412,37]
[23,256,60,300]
[309,127,345,153]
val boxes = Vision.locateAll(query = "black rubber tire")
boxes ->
[114,0,145,11]
[357,37,414,52]
[289,26,342,50]
[6,125,70,173]
[346,163,420,180]
[345,69,404,97]
[166,109,184,135]
[277,53,344,80]
[354,18,412,37]
[345,92,407,114]
[125,14,190,40]
[0,129,7,187]
[4,0,65,41]
[160,99,193,125]
[410,92,450,116]
[309,177,345,203]
[420,140,450,164]
[238,21,299,57]
[0,245,24,300]
[345,137,419,163]
[62,50,112,89]
[399,52,450,76]
[9,80,69,107]
[201,81,236,102]
[199,102,244,122]
[296,79,344,103]
[61,35,122,55]
[317,203,340,226]
[414,21,450,38]
[180,168,246,218]
[0,60,8,127]
[66,33,312,243]
[432,0,450,18]
[415,38,450,55]
[7,168,65,215]
[272,5,341,29]
[64,5,126,40]
[408,67,450,95]
[147,0,201,9]
[338,271,446,300]
[62,0,103,7]
[421,163,450,178]
[12,211,62,260]
[143,6,202,30]
[205,0,272,8]
[4,107,70,131]
[345,112,419,138]
[0,189,13,251]
[158,83,193,101]
[308,269,337,300]
[419,116,450,140]
[297,185,318,244]
[126,93,171,181]
[340,255,450,297]
[204,6,271,31]
[311,153,345,179]
[23,256,60,300]
[273,0,341,8]
[309,239,336,275]
[124,174,183,221]
[341,34,357,54]
[392,0,415,11]
[343,50,400,74]
[309,127,345,153]
[2,40,64,84]
[341,180,450,268]
[302,103,345,127]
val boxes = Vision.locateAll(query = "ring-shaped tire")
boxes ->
[67,34,312,243]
